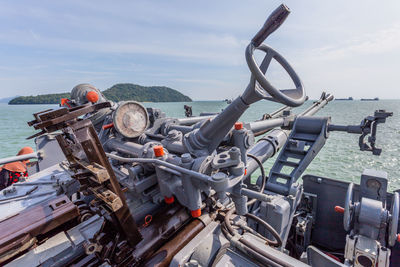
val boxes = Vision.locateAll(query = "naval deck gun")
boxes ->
[0,4,397,267]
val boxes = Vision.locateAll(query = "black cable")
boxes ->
[223,207,289,267]
[246,153,267,206]
[220,226,282,267]
[247,153,267,193]
[245,213,282,247]
[220,155,287,265]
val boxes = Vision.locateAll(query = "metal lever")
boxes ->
[251,4,291,47]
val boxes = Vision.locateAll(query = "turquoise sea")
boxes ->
[0,100,399,190]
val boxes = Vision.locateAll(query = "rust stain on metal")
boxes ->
[0,195,78,264]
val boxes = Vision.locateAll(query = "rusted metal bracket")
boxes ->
[28,103,143,247]
[78,161,110,184]
[89,186,123,212]
[0,195,78,264]
[27,102,111,139]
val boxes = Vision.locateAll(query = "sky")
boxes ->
[0,0,399,100]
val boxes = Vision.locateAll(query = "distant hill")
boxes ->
[8,83,192,104]
[103,83,192,102]
[9,93,70,105]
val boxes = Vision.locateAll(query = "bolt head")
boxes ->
[229,147,240,160]
[181,153,192,163]
[212,172,227,181]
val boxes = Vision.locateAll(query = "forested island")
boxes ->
[8,83,192,104]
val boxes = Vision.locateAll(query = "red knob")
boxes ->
[102,123,114,130]
[191,209,201,218]
[334,206,345,213]
[153,145,164,157]
[164,196,174,204]
[234,122,243,130]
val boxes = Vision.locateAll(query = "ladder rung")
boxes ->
[286,148,307,155]
[271,172,292,179]
[284,152,304,160]
[279,160,299,167]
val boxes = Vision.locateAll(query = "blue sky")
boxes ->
[0,1,399,100]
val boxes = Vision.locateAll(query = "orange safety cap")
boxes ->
[153,145,164,157]
[191,209,201,218]
[164,196,174,204]
[102,122,114,130]
[234,122,243,130]
[86,91,99,103]
[60,98,71,107]
[334,206,345,214]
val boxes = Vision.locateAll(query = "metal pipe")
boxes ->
[166,125,193,134]
[13,181,58,186]
[246,106,292,136]
[163,142,187,155]
[224,207,293,267]
[143,217,208,267]
[105,139,144,157]
[221,226,282,267]
[247,94,333,137]
[241,188,273,202]
[176,115,216,126]
[328,124,362,134]
[0,152,39,165]
[105,153,212,183]
[199,112,218,116]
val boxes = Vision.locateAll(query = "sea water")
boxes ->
[0,100,399,190]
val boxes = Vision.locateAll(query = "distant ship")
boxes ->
[335,97,353,101]
[361,97,379,101]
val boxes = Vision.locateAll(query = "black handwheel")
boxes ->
[245,43,306,107]
[389,192,399,246]
[344,182,354,231]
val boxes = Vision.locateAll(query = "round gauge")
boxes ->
[113,101,149,138]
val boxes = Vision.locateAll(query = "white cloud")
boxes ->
[311,24,400,60]
[0,0,400,100]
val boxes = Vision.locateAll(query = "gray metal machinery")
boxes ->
[340,170,399,267]
[0,4,397,267]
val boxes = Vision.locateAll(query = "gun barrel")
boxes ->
[300,93,334,116]
[247,117,286,134]
[269,105,291,118]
